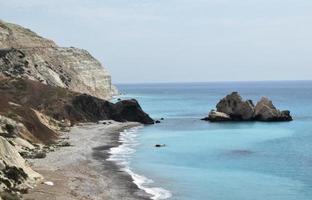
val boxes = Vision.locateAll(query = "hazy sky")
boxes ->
[1,0,312,83]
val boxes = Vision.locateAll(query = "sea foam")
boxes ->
[107,127,172,200]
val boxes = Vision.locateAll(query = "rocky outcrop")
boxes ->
[216,92,255,120]
[0,20,56,48]
[202,110,231,122]
[0,136,42,180]
[113,99,155,124]
[0,136,42,199]
[0,77,154,125]
[71,95,154,124]
[0,20,117,99]
[203,92,292,122]
[254,97,292,121]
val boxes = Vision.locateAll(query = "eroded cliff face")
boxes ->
[0,20,117,99]
[0,19,121,198]
[0,20,156,199]
[0,20,56,48]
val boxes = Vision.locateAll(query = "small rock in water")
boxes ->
[43,181,54,186]
[155,120,161,124]
[160,118,164,120]
[155,144,166,147]
[230,149,254,155]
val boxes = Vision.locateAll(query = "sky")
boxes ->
[0,0,312,83]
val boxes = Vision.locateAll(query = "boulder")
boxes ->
[0,136,42,181]
[254,97,292,121]
[216,92,254,120]
[202,110,231,122]
[0,136,42,197]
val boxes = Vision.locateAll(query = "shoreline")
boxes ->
[24,121,151,200]
[107,127,172,200]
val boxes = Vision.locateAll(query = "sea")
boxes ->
[108,81,312,200]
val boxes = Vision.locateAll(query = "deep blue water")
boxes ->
[115,81,312,200]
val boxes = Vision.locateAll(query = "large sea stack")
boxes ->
[202,92,292,122]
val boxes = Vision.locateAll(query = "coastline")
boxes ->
[24,121,151,200]
[107,127,172,200]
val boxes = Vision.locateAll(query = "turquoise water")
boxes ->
[115,81,312,200]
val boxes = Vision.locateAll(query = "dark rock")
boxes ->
[71,95,154,124]
[4,124,15,135]
[0,49,27,78]
[113,99,154,124]
[3,166,28,183]
[28,151,46,159]
[155,120,161,123]
[71,94,114,122]
[155,144,166,147]
[160,118,164,120]
[20,150,47,159]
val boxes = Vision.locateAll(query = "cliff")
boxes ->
[0,20,117,99]
[0,20,154,199]
[0,76,154,198]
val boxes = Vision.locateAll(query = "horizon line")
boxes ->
[114,79,312,85]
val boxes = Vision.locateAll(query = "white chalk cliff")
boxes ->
[0,19,117,99]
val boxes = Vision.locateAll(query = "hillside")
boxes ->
[0,20,153,200]
[0,20,117,100]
